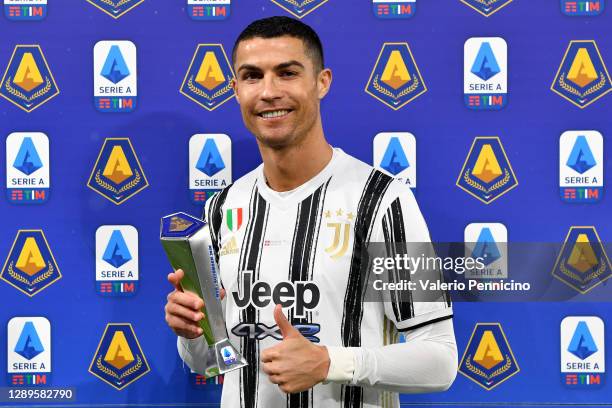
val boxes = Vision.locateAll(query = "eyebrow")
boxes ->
[237,60,305,73]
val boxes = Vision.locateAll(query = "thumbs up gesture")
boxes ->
[261,304,330,394]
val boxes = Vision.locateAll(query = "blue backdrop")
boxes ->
[0,0,610,406]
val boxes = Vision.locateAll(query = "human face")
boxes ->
[232,36,331,149]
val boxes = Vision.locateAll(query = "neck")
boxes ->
[258,126,333,192]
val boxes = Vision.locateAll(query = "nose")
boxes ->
[260,74,282,102]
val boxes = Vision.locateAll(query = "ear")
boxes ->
[317,68,332,100]
[231,77,240,104]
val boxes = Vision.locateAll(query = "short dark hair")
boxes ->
[232,16,324,71]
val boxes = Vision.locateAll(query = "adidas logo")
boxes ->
[220,237,239,256]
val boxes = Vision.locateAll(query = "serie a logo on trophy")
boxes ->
[160,212,247,378]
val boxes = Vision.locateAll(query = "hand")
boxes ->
[261,305,330,394]
[165,268,225,339]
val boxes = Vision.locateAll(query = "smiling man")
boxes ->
[165,16,457,408]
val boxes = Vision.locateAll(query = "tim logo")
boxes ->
[464,223,507,279]
[86,0,144,19]
[459,323,520,390]
[6,132,49,204]
[188,0,230,20]
[456,136,518,204]
[551,40,611,108]
[180,44,235,111]
[190,369,224,388]
[373,132,416,188]
[0,45,59,112]
[372,0,415,19]
[464,37,507,110]
[189,134,232,204]
[87,138,149,205]
[366,43,427,110]
[94,41,137,112]
[561,0,604,15]
[271,0,328,18]
[561,316,605,388]
[552,226,611,294]
[7,317,51,386]
[89,323,150,390]
[96,226,138,296]
[460,0,513,16]
[4,0,46,20]
[560,131,603,203]
[1,230,61,297]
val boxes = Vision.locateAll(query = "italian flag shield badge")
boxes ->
[226,208,243,232]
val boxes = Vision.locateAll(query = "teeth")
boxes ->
[261,110,289,118]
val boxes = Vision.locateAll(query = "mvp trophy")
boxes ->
[160,212,247,378]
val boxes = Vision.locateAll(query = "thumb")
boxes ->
[168,269,184,292]
[274,304,299,338]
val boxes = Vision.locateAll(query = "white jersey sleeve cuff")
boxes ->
[324,346,356,383]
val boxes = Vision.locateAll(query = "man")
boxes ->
[165,16,457,408]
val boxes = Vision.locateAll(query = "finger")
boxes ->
[274,304,298,338]
[166,302,205,322]
[166,314,203,337]
[262,362,280,376]
[220,288,226,300]
[268,374,284,385]
[261,348,280,363]
[168,291,204,311]
[168,269,184,292]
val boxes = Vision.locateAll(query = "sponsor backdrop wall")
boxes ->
[0,0,611,406]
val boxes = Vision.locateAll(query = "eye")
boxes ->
[242,71,262,81]
[280,70,297,78]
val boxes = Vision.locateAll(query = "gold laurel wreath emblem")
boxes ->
[95,168,141,195]
[464,354,513,380]
[463,168,510,194]
[4,76,51,103]
[187,75,233,102]
[559,257,607,284]
[283,0,319,8]
[96,0,134,8]
[372,74,420,101]
[470,0,504,6]
[96,355,143,380]
[7,261,54,287]
[558,72,607,99]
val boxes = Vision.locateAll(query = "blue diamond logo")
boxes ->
[103,230,132,268]
[471,227,501,266]
[471,42,500,81]
[196,139,225,177]
[101,45,130,84]
[14,321,44,360]
[567,136,596,174]
[13,137,43,176]
[568,321,598,360]
[380,137,409,175]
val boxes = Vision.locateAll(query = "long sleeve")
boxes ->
[325,318,457,393]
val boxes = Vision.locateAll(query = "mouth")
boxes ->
[257,109,293,120]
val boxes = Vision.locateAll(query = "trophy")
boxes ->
[160,212,247,378]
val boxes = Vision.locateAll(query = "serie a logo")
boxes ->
[89,323,150,390]
[459,323,520,390]
[189,134,232,204]
[180,44,235,111]
[551,40,612,108]
[552,226,611,294]
[271,0,328,18]
[456,136,518,204]
[366,43,427,110]
[0,45,59,112]
[86,0,144,19]
[464,37,507,110]
[87,138,149,205]
[372,0,416,19]
[1,230,61,296]
[7,317,51,386]
[187,0,230,20]
[560,316,605,388]
[5,132,50,204]
[559,131,603,203]
[95,226,139,296]
[94,41,137,112]
[373,132,416,189]
[464,223,508,279]
[460,0,513,16]
[4,0,46,20]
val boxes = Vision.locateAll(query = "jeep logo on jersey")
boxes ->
[372,0,415,18]
[7,317,51,386]
[561,0,604,16]
[4,0,47,20]
[373,132,416,188]
[86,0,144,19]
[271,0,328,18]
[233,271,320,319]
[561,316,605,388]
[460,0,513,17]
[551,41,612,108]
[180,44,235,111]
[6,132,50,204]
[559,131,603,203]
[0,45,59,112]
[187,0,230,20]
[464,223,508,279]
[94,41,137,112]
[95,225,139,296]
[189,134,232,204]
[464,37,507,110]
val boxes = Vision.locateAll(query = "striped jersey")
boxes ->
[203,148,452,408]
